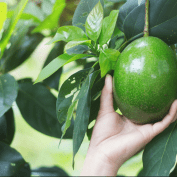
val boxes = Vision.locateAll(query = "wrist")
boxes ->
[80,148,122,176]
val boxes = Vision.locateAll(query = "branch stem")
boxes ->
[143,0,149,37]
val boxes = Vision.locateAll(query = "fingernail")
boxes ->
[105,74,111,84]
[105,74,112,90]
[106,74,111,78]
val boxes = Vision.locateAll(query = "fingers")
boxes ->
[152,100,177,137]
[98,75,115,116]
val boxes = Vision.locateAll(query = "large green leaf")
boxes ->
[56,68,91,124]
[0,23,44,73]
[43,42,64,90]
[117,0,140,32]
[99,10,119,46]
[59,69,99,143]
[32,166,69,176]
[35,54,91,84]
[59,100,78,143]
[32,0,65,33]
[0,2,7,31]
[16,79,73,139]
[85,1,104,42]
[0,142,31,176]
[140,122,177,176]
[73,70,100,165]
[72,0,104,32]
[0,108,15,145]
[99,48,120,77]
[117,0,177,45]
[47,26,88,45]
[0,74,18,117]
[0,0,29,58]
[66,45,89,55]
[64,39,91,53]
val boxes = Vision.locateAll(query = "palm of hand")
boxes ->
[89,75,177,166]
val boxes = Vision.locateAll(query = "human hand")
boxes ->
[81,74,177,176]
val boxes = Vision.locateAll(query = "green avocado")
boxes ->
[113,36,177,124]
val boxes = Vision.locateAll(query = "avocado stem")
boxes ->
[143,0,149,37]
[118,40,128,53]
[92,61,99,68]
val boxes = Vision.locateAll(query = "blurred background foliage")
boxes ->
[2,0,143,176]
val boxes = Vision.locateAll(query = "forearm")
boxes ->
[80,149,122,176]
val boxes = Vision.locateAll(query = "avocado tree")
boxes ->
[0,0,177,176]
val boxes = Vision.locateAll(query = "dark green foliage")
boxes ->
[16,79,73,139]
[0,22,44,73]
[117,0,177,45]
[0,108,15,145]
[31,166,69,176]
[0,74,18,117]
[73,70,100,165]
[56,68,90,123]
[0,142,31,176]
[141,122,177,176]
[66,45,88,55]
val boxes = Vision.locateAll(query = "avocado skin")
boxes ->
[113,37,177,124]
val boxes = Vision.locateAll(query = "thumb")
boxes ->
[98,74,115,116]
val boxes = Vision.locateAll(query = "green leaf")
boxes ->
[73,70,100,165]
[0,24,44,73]
[85,1,104,42]
[99,48,120,77]
[0,108,15,145]
[0,142,31,176]
[35,54,90,84]
[117,0,139,32]
[99,10,119,46]
[32,166,69,176]
[56,68,91,124]
[66,45,88,55]
[117,0,177,45]
[141,122,177,176]
[60,68,98,142]
[16,79,73,139]
[0,0,29,58]
[0,74,18,117]
[0,2,7,31]
[64,39,91,53]
[32,0,65,33]
[60,100,78,142]
[72,0,104,32]
[43,42,64,90]
[47,26,88,45]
